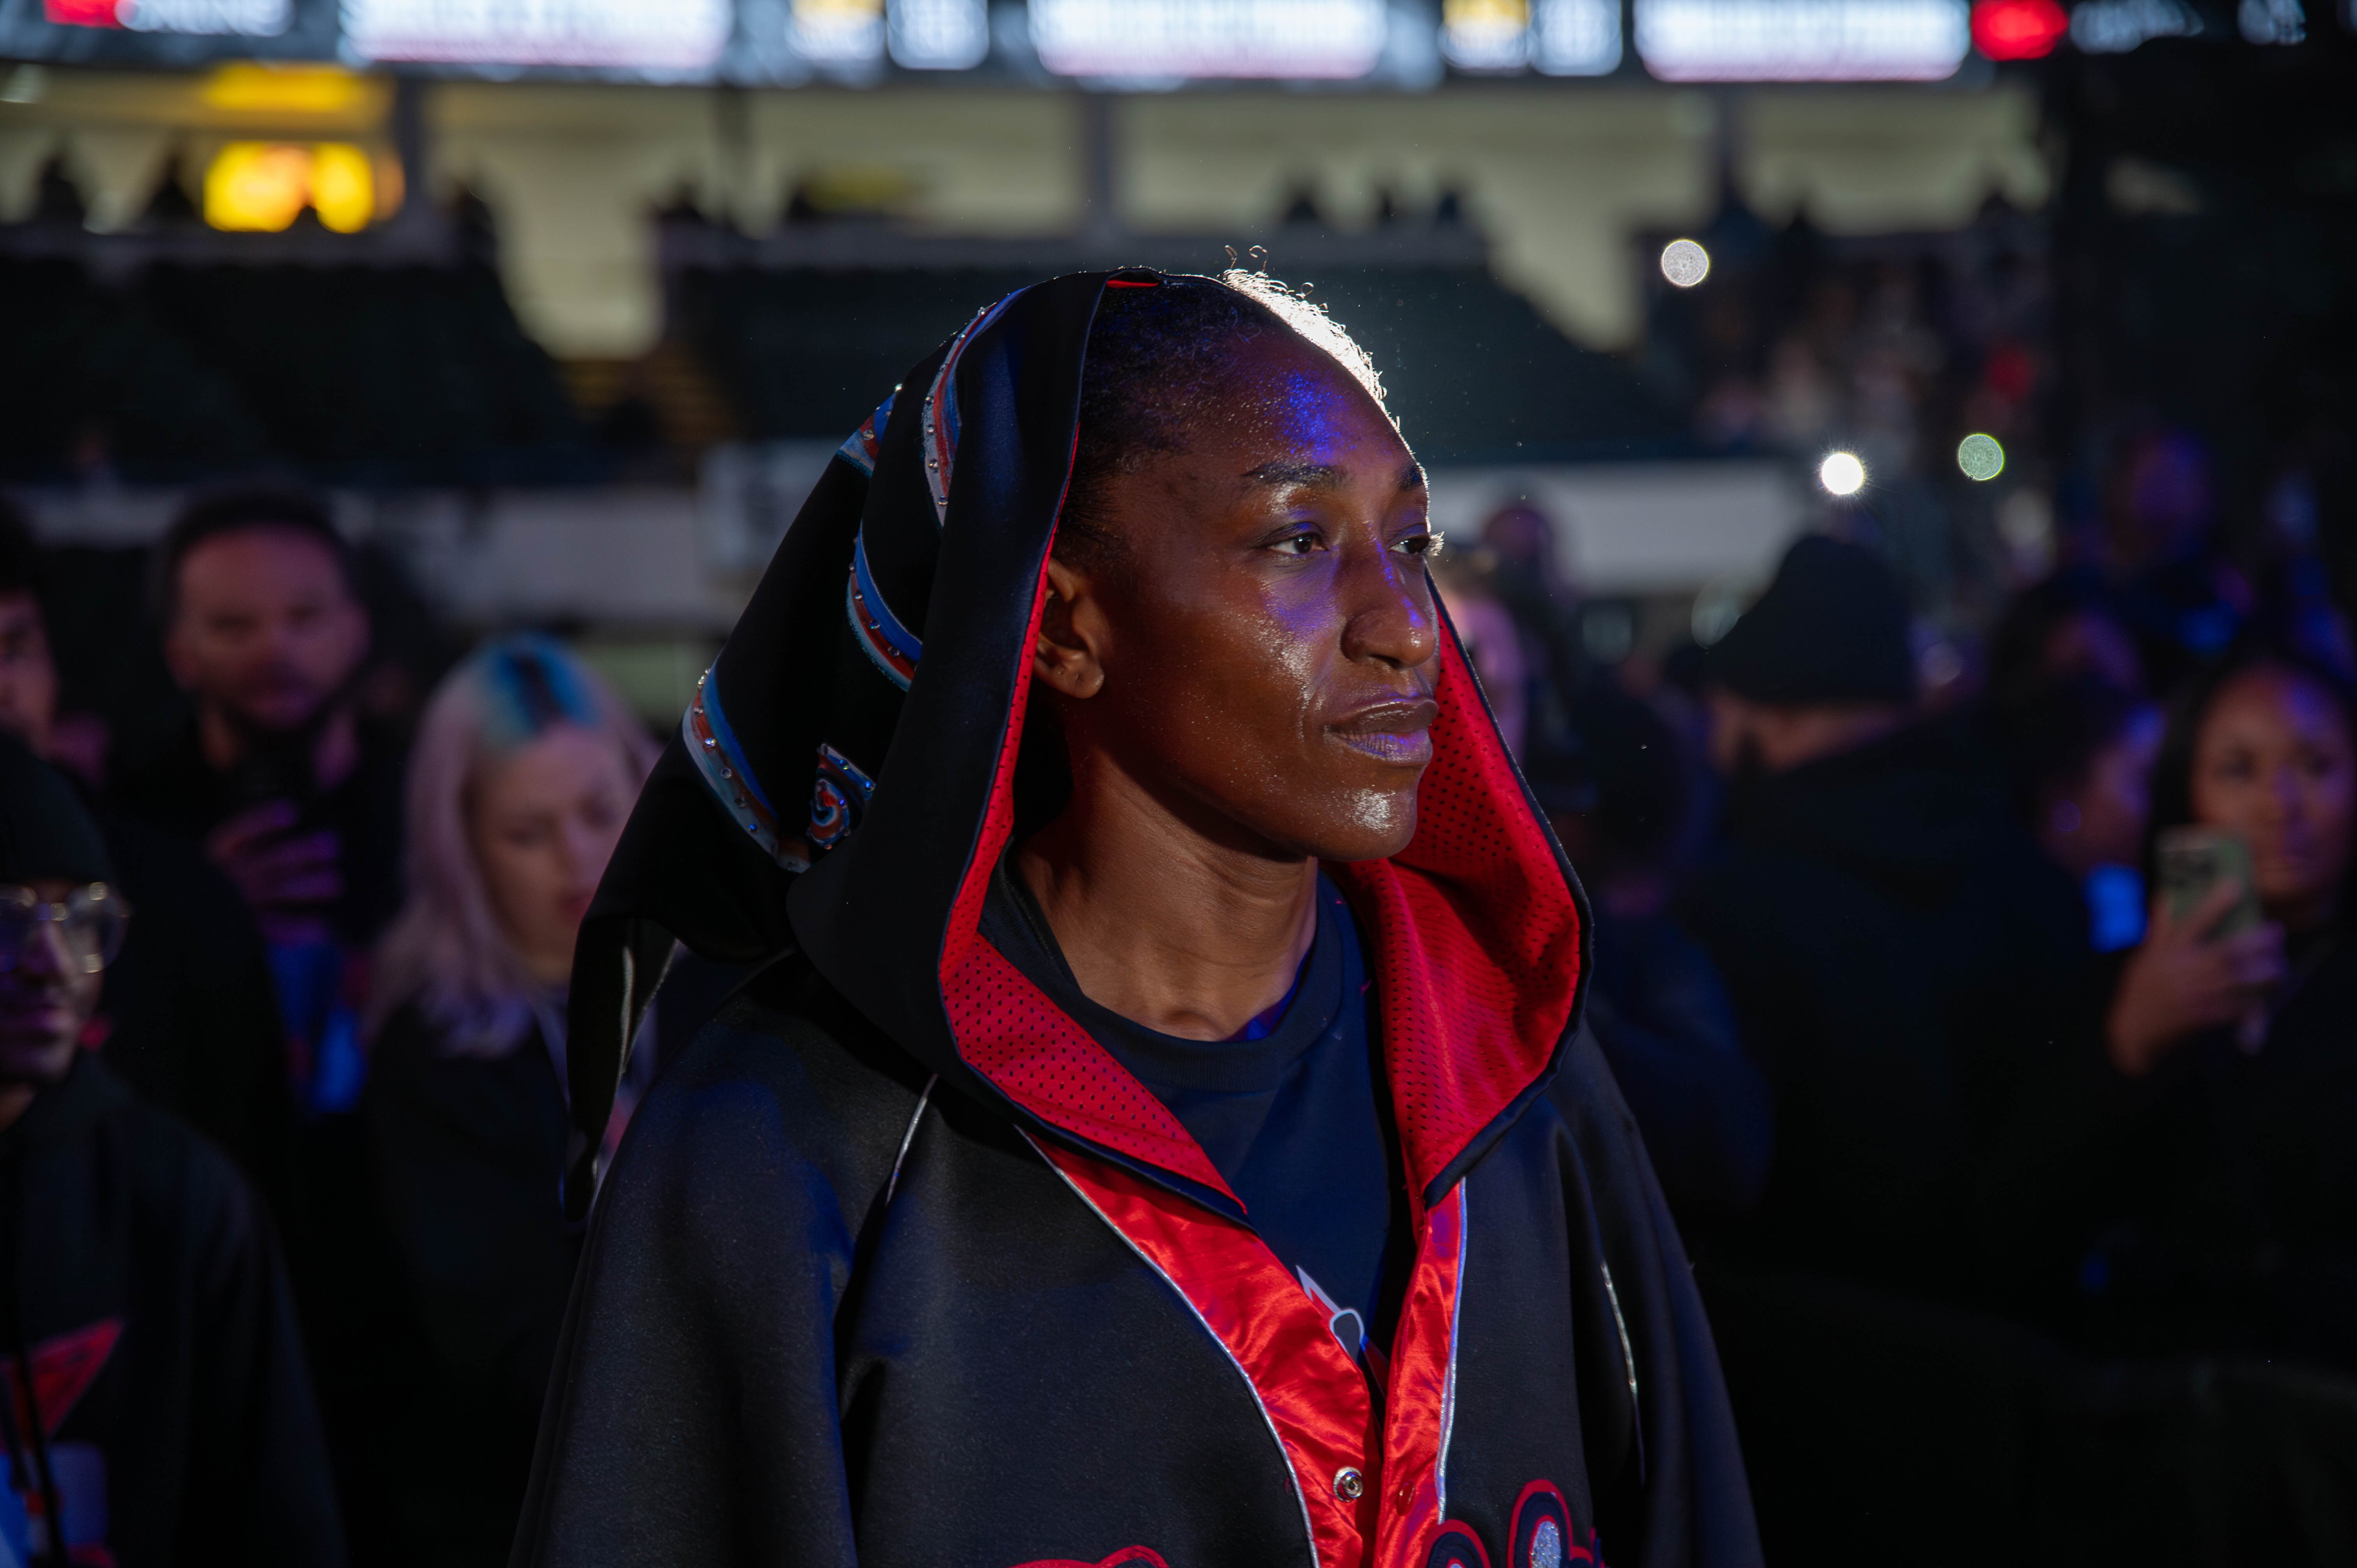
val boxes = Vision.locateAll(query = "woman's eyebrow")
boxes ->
[1239,460,1429,491]
[1241,460,1348,489]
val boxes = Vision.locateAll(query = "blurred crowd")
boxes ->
[0,410,2351,1564]
[0,486,742,1566]
[1442,416,2357,1563]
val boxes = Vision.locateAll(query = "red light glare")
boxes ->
[1972,0,2067,58]
[42,0,120,23]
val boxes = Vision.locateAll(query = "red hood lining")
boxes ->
[940,563,1585,1211]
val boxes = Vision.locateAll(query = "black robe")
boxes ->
[0,1052,342,1566]
[525,270,1760,1568]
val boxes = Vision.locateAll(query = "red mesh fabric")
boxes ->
[1328,632,1583,1206]
[938,544,1235,1200]
[940,555,1580,1209]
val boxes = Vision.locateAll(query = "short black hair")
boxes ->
[0,494,40,600]
[152,486,356,623]
[1058,272,1386,568]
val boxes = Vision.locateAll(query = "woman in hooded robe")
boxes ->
[517,271,1760,1568]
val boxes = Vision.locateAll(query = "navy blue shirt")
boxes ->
[983,862,1408,1362]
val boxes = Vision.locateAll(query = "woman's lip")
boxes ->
[1328,699,1439,765]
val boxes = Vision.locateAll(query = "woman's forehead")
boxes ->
[2206,667,2353,746]
[1193,344,1411,471]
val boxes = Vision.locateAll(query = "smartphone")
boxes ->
[2155,826,2262,938]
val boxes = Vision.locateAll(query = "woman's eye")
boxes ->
[1270,533,1320,558]
[1393,531,1443,558]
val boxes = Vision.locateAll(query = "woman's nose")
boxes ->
[1339,551,1438,672]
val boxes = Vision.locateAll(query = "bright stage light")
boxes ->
[1819,451,1867,496]
[1634,0,1969,81]
[205,142,380,233]
[1969,0,2065,56]
[1660,238,1710,287]
[1956,433,2005,481]
[888,0,989,67]
[1028,0,1388,79]
[1534,0,1622,71]
[342,0,730,70]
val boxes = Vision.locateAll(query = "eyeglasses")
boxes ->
[0,884,130,976]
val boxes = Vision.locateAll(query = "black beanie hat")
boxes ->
[0,733,110,887]
[1707,535,1916,706]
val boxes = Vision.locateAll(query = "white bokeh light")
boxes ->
[1818,450,1866,496]
[1660,238,1710,288]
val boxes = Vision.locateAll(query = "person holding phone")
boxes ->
[112,488,404,1117]
[2067,646,2357,1366]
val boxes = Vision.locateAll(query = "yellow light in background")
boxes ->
[207,143,310,231]
[307,143,373,232]
[204,142,377,233]
[200,63,376,115]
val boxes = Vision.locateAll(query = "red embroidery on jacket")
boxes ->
[0,1318,121,1439]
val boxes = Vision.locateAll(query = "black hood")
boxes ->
[565,270,1592,1222]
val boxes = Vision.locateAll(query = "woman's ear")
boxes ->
[1034,556,1109,700]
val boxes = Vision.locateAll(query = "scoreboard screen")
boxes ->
[0,0,2006,83]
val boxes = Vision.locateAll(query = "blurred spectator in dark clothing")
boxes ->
[353,637,666,1568]
[0,733,343,1566]
[1482,501,1574,603]
[2098,430,2251,686]
[1985,567,2147,713]
[1682,535,2085,1300]
[2052,648,2357,1369]
[1542,684,1770,1218]
[1430,547,1529,758]
[112,489,403,1116]
[1998,675,2164,954]
[1480,502,1589,766]
[0,499,292,1200]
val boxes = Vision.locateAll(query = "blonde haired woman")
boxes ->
[357,635,656,1567]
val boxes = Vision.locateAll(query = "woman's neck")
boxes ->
[1015,760,1318,1043]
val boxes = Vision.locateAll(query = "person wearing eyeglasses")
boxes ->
[0,731,343,1566]
[0,496,292,1212]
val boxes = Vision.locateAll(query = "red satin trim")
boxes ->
[1043,1142,1378,1568]
[1045,1144,1472,1568]
[1006,1551,1169,1568]
[1375,1186,1466,1568]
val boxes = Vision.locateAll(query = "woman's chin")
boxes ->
[1297,790,1420,863]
